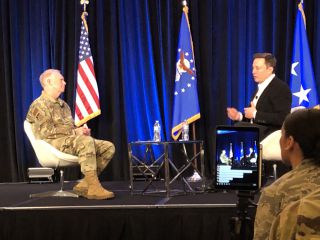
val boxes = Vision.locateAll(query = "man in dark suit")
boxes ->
[227,53,292,140]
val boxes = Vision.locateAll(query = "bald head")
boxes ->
[39,69,66,99]
[39,69,62,88]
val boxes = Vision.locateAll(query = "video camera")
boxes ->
[213,125,262,239]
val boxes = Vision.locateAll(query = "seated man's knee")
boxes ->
[75,135,95,154]
[96,142,115,174]
[77,135,95,145]
[107,142,115,158]
[100,141,115,160]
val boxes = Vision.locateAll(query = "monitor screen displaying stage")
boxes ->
[214,125,262,191]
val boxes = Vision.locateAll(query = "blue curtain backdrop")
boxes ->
[0,0,319,182]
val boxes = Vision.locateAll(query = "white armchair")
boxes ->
[24,120,79,198]
[261,130,282,161]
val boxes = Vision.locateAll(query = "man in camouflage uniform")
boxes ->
[254,109,320,240]
[269,188,320,239]
[26,69,115,200]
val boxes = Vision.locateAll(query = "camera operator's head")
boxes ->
[280,109,320,167]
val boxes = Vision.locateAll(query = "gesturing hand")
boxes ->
[244,102,256,119]
[227,107,241,121]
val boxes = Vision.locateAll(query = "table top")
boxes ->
[129,140,203,145]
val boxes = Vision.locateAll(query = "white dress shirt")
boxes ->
[239,74,275,121]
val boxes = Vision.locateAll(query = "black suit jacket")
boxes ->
[242,76,292,139]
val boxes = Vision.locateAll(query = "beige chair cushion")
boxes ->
[261,130,282,161]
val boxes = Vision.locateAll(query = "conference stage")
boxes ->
[0,180,257,240]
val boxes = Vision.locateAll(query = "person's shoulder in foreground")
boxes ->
[254,108,320,240]
[269,188,320,240]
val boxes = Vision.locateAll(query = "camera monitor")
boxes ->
[214,125,262,191]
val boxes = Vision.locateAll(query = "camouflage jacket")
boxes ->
[269,188,320,240]
[254,158,320,240]
[26,92,75,140]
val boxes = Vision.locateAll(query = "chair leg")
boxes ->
[30,169,79,198]
[273,164,277,180]
[60,170,64,191]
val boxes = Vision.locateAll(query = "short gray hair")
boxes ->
[39,69,61,88]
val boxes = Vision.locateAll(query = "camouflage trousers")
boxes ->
[47,135,115,174]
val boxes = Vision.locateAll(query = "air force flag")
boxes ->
[290,2,319,109]
[171,5,200,140]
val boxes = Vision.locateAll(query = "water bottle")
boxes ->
[181,119,189,141]
[153,120,161,142]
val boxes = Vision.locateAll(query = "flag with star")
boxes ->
[290,1,318,109]
[74,12,101,127]
[171,5,200,140]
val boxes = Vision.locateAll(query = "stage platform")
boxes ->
[0,180,258,240]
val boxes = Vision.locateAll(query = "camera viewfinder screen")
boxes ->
[214,126,261,191]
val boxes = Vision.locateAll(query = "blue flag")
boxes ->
[171,6,200,140]
[290,2,319,109]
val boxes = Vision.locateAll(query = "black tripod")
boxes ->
[230,191,257,240]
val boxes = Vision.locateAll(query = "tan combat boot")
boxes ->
[73,179,88,196]
[82,170,114,200]
[73,168,102,196]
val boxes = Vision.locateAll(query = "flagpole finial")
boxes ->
[182,0,188,13]
[80,0,89,13]
[80,0,89,32]
[298,1,306,27]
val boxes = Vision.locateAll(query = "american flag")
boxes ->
[74,14,101,127]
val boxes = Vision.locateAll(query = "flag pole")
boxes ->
[298,1,306,27]
[80,0,89,29]
[80,0,89,12]
[182,0,199,171]
[81,12,89,33]
[75,0,101,126]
